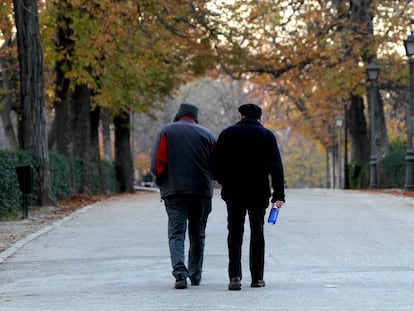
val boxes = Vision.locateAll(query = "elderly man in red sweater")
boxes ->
[151,103,216,289]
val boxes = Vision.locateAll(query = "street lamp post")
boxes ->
[336,116,344,189]
[366,62,380,189]
[404,31,414,191]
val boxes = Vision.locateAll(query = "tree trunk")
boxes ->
[50,0,73,155]
[101,108,112,161]
[348,95,370,163]
[71,84,92,194]
[55,98,71,155]
[49,56,71,154]
[114,110,134,193]
[13,0,54,205]
[90,106,104,193]
[0,55,18,149]
[373,86,389,188]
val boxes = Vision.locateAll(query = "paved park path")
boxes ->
[1,189,414,310]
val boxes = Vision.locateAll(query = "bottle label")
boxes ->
[267,207,279,225]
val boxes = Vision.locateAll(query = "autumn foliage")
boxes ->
[1,1,414,190]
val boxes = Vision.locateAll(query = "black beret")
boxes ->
[238,103,262,119]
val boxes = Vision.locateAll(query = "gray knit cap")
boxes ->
[174,103,199,123]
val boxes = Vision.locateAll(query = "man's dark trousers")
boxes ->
[226,199,268,282]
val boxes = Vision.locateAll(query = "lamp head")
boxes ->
[404,31,414,57]
[366,62,380,81]
[336,116,344,127]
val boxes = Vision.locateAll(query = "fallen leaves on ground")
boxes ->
[363,188,414,199]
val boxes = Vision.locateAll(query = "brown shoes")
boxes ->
[228,277,242,290]
[175,275,265,289]
[251,279,266,288]
[228,277,266,290]
[174,276,187,289]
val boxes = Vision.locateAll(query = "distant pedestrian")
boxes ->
[211,103,285,290]
[141,168,154,187]
[151,103,216,289]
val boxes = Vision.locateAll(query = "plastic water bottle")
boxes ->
[267,207,279,225]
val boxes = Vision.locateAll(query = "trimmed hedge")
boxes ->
[0,150,35,217]
[102,159,117,193]
[382,148,405,188]
[0,151,23,216]
[49,151,72,200]
[1,150,118,218]
[348,161,369,189]
[348,141,406,189]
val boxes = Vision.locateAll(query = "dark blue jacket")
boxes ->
[151,117,216,199]
[211,118,285,204]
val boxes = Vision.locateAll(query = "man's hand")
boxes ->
[273,200,284,209]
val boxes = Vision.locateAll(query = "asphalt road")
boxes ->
[1,189,414,310]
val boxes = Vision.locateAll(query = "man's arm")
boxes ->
[151,133,168,186]
[269,134,285,203]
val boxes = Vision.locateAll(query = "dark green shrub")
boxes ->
[48,153,118,199]
[0,150,35,217]
[382,148,405,188]
[348,161,369,189]
[389,138,406,151]
[348,140,406,189]
[88,161,101,194]
[1,149,118,218]
[101,159,117,193]
[49,151,72,200]
[0,151,22,216]
[71,157,82,194]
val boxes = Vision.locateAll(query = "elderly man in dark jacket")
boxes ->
[151,103,216,289]
[211,103,285,291]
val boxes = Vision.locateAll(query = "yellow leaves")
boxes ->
[0,1,14,40]
[38,0,217,114]
[281,131,326,187]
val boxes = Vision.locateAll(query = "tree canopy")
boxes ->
[1,0,414,192]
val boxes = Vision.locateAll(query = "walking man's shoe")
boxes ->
[175,276,187,289]
[228,277,242,290]
[251,279,266,288]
